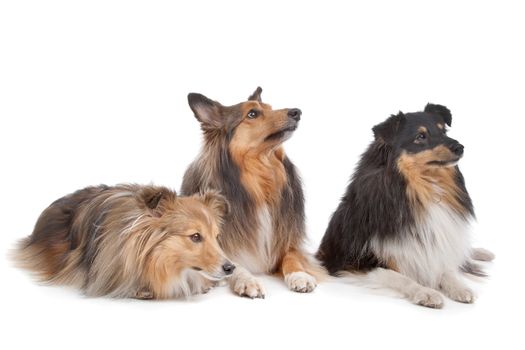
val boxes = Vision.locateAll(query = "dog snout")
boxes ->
[451,143,464,157]
[222,261,236,275]
[287,108,302,121]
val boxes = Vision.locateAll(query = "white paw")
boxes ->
[200,280,217,294]
[284,271,317,293]
[411,287,444,309]
[445,287,476,304]
[471,248,495,262]
[233,275,265,299]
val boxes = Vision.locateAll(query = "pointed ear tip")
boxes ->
[187,92,202,101]
[145,190,164,209]
[187,93,198,104]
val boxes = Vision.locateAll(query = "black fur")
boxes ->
[317,141,414,273]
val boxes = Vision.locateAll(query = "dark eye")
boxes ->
[247,110,259,119]
[415,133,427,142]
[190,233,202,243]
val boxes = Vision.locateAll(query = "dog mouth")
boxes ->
[264,124,298,142]
[427,157,461,167]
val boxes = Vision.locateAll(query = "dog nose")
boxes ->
[222,261,236,275]
[452,143,464,156]
[288,108,302,121]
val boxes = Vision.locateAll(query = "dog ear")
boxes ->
[372,112,406,144]
[197,191,230,220]
[424,103,452,126]
[141,187,176,217]
[248,86,263,102]
[187,93,224,128]
[146,191,164,210]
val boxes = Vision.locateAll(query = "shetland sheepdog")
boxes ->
[181,87,325,298]
[317,104,494,308]
[13,184,235,299]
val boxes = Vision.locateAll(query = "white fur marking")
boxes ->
[233,205,274,274]
[230,266,265,298]
[285,271,317,293]
[367,268,444,308]
[371,202,472,288]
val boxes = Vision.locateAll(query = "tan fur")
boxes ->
[13,185,232,299]
[279,249,327,281]
[229,101,288,206]
[397,146,466,215]
[386,258,399,272]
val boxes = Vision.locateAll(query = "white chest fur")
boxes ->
[372,203,472,288]
[233,205,275,274]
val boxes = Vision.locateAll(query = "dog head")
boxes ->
[140,188,234,283]
[187,87,301,152]
[373,103,464,167]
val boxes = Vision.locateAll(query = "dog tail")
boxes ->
[461,260,487,277]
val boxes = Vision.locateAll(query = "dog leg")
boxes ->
[229,265,265,299]
[200,279,217,294]
[281,250,317,293]
[368,268,444,308]
[471,247,495,262]
[439,270,475,303]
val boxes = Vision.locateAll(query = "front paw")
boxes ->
[134,290,154,300]
[471,248,495,262]
[410,287,444,309]
[284,271,317,293]
[232,275,265,299]
[200,280,217,294]
[444,287,476,304]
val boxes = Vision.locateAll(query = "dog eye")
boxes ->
[190,233,202,243]
[415,133,427,141]
[247,110,259,119]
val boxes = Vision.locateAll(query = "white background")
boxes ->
[1,1,523,349]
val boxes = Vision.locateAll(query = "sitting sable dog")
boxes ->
[317,104,494,308]
[14,184,234,299]
[182,87,325,298]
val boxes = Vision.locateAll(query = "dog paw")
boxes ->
[134,290,154,300]
[200,280,217,294]
[233,275,265,299]
[411,288,444,309]
[471,248,495,262]
[284,271,317,293]
[445,287,476,304]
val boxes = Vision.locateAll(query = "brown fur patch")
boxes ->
[229,101,289,205]
[397,147,466,214]
[386,258,399,272]
[279,250,327,281]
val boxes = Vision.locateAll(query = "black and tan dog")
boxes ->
[181,87,324,298]
[14,184,234,299]
[317,104,494,308]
